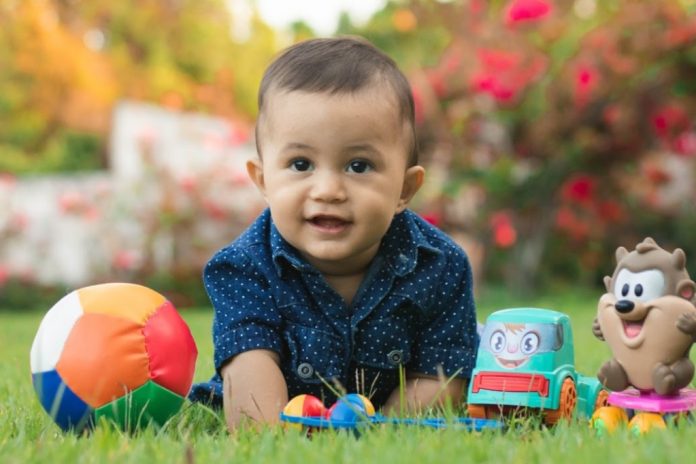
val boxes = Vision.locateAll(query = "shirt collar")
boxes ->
[270,220,316,278]
[381,210,442,277]
[269,210,441,278]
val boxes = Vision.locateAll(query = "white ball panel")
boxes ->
[30,291,84,373]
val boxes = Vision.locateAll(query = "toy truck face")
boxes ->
[468,308,575,411]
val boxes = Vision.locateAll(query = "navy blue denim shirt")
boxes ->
[189,208,479,408]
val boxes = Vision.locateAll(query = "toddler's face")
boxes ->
[249,85,423,275]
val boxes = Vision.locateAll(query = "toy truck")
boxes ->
[467,308,607,426]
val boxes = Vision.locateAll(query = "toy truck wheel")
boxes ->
[543,378,577,426]
[594,389,609,412]
[590,406,628,435]
[467,404,500,419]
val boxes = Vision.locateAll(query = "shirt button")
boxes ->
[387,350,403,366]
[297,362,314,379]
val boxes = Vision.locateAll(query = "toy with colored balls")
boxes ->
[326,394,375,424]
[282,394,327,418]
[30,283,198,432]
[281,394,327,431]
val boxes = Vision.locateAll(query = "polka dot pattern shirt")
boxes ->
[188,208,479,409]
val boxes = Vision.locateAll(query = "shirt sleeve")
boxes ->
[409,248,480,379]
[203,247,283,374]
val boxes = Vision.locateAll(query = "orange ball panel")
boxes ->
[77,283,165,325]
[56,313,150,408]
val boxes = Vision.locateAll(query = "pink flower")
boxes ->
[673,131,696,157]
[202,199,228,220]
[0,265,9,286]
[505,0,553,26]
[555,207,590,242]
[8,212,29,232]
[561,175,596,204]
[426,71,447,98]
[470,49,547,104]
[112,250,140,271]
[227,122,250,146]
[490,211,517,248]
[421,212,442,228]
[0,173,17,189]
[573,63,599,109]
[596,200,624,223]
[178,175,198,193]
[651,104,689,139]
[58,191,88,214]
[411,85,425,125]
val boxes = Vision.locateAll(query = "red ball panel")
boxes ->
[143,301,198,397]
[56,313,150,408]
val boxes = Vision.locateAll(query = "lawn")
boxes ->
[1,285,695,464]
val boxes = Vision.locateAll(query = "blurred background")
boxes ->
[1,0,695,310]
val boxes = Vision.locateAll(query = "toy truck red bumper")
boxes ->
[471,372,549,397]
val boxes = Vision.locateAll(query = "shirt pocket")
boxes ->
[283,322,345,385]
[353,315,413,370]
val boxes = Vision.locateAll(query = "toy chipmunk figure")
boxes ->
[593,237,696,395]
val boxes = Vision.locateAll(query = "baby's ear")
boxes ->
[246,158,266,198]
[396,165,425,212]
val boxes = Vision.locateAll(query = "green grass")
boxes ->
[1,286,695,463]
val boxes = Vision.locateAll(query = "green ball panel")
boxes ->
[94,380,184,430]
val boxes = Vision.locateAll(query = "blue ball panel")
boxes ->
[32,370,93,431]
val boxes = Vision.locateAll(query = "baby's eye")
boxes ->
[289,159,313,172]
[346,159,373,174]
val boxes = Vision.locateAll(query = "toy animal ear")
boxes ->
[672,248,687,270]
[676,279,696,301]
[615,246,628,263]
[603,275,612,292]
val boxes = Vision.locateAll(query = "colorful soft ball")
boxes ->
[326,394,375,423]
[283,394,327,418]
[30,283,198,432]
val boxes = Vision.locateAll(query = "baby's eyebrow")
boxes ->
[343,143,381,156]
[281,142,316,153]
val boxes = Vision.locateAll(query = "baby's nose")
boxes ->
[506,342,518,353]
[310,171,347,202]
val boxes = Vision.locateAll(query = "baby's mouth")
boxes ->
[308,215,350,231]
[622,319,644,339]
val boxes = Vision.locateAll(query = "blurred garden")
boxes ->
[1,0,696,310]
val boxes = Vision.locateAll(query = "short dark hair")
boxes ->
[256,36,418,166]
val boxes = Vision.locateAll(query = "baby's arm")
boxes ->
[382,372,465,415]
[221,349,288,431]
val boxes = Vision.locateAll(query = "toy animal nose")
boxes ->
[615,299,635,313]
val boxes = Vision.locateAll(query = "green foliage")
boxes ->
[0,0,278,174]
[353,0,696,290]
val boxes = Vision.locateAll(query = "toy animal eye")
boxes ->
[489,330,506,353]
[521,332,540,355]
[635,284,643,297]
[613,268,665,302]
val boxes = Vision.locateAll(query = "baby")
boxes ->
[190,36,479,430]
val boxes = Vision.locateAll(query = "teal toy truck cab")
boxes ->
[467,308,606,425]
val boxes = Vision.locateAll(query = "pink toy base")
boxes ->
[608,388,696,413]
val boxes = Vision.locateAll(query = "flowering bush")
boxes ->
[400,0,696,289]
